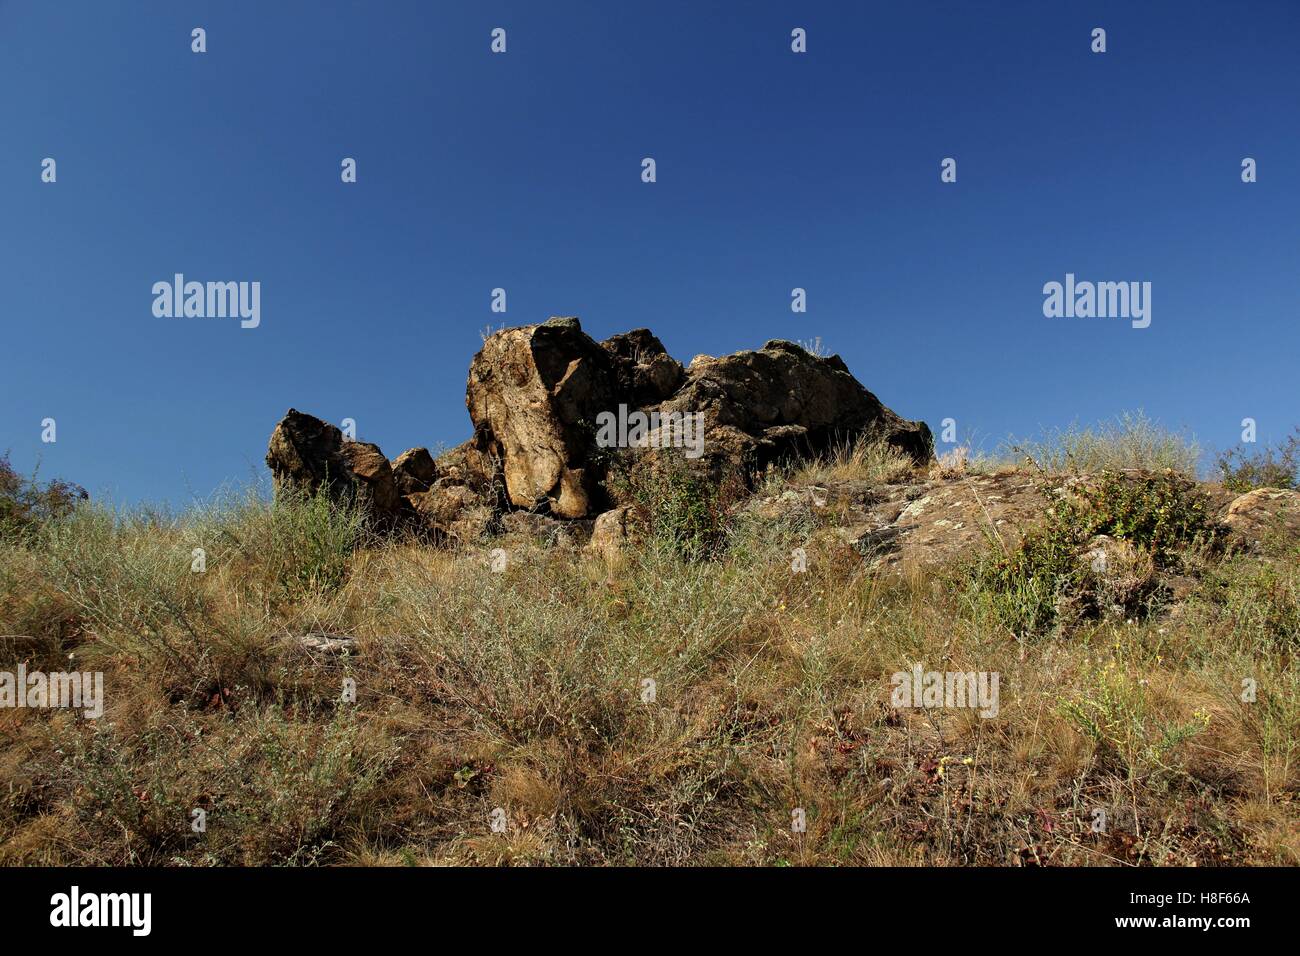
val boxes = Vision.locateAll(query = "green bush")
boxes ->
[202,484,363,601]
[973,470,1218,638]
[266,485,362,596]
[973,494,1086,638]
[608,453,743,561]
[1072,470,1218,565]
[0,453,85,541]
[1215,428,1300,492]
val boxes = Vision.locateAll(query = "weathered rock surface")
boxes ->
[286,632,357,657]
[270,318,932,536]
[466,317,617,518]
[407,482,481,529]
[432,435,500,494]
[265,409,350,493]
[1220,487,1300,554]
[340,441,401,516]
[501,510,592,548]
[265,409,402,525]
[600,329,685,407]
[586,506,633,564]
[391,447,437,496]
[656,340,932,480]
[749,470,1047,569]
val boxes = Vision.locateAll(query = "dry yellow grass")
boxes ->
[792,435,918,486]
[0,462,1296,867]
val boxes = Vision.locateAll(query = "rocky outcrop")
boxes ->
[466,317,616,518]
[265,409,402,526]
[659,340,932,479]
[1220,487,1300,555]
[749,470,1046,569]
[463,319,931,520]
[268,317,932,539]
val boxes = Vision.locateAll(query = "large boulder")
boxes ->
[265,409,401,524]
[655,340,932,477]
[391,447,437,496]
[466,317,618,518]
[1220,487,1300,555]
[265,409,349,492]
[600,328,685,407]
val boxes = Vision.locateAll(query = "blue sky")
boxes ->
[2,0,1297,505]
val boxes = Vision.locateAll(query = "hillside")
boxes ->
[1,323,1297,866]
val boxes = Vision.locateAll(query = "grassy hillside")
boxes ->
[1,420,1297,866]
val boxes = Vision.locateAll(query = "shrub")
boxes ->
[37,504,225,692]
[32,487,361,701]
[1006,411,1200,476]
[0,453,86,541]
[972,470,1217,638]
[1215,428,1300,492]
[1071,470,1219,565]
[1059,657,1207,781]
[972,493,1086,638]
[1191,556,1300,653]
[0,546,83,671]
[266,486,363,596]
[54,705,394,865]
[202,484,363,601]
[608,452,744,561]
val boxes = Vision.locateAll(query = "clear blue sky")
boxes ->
[2,0,1297,505]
